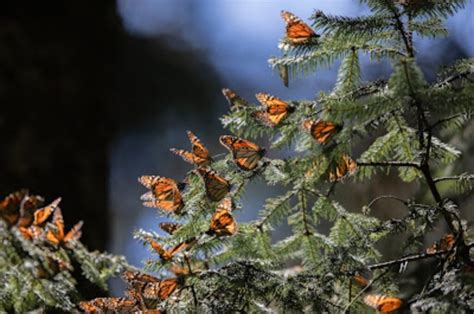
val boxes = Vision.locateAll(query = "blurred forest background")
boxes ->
[1,0,472,296]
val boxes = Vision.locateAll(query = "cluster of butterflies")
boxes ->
[0,190,83,246]
[141,197,236,264]
[223,87,357,182]
[352,233,462,314]
[80,270,187,313]
[139,130,266,215]
[347,273,402,313]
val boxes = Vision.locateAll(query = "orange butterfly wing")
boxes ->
[46,207,65,245]
[281,11,317,44]
[159,222,181,235]
[171,131,211,167]
[139,176,184,212]
[208,198,237,236]
[33,197,61,226]
[303,119,342,145]
[80,297,137,313]
[364,294,403,314]
[122,270,160,284]
[142,278,179,301]
[170,148,195,165]
[63,220,83,243]
[222,88,249,110]
[0,190,28,226]
[196,168,230,202]
[188,131,211,166]
[17,194,44,227]
[219,135,265,171]
[329,154,357,182]
[254,93,291,126]
[426,233,455,254]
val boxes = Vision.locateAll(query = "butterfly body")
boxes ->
[195,168,231,202]
[254,93,293,127]
[220,135,265,171]
[302,119,342,145]
[139,176,184,213]
[281,10,319,45]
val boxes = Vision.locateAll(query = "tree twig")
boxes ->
[357,161,421,168]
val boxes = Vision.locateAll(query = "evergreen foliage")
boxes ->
[85,0,474,312]
[0,191,129,312]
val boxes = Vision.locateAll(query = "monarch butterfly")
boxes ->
[281,10,319,45]
[207,198,237,236]
[278,64,289,87]
[159,222,181,235]
[142,278,179,301]
[145,236,194,261]
[80,297,138,314]
[352,273,369,287]
[219,135,266,171]
[45,207,83,246]
[195,168,231,202]
[328,154,357,182]
[363,294,403,314]
[16,194,45,228]
[254,93,294,127]
[426,234,455,254]
[18,198,60,240]
[171,131,212,167]
[18,225,43,240]
[139,176,185,213]
[0,190,28,226]
[302,119,342,145]
[222,88,249,111]
[122,270,160,285]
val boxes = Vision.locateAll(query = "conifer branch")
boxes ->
[368,242,474,270]
[357,161,421,168]
[433,174,474,183]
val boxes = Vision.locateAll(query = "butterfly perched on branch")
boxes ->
[207,198,237,237]
[171,131,212,167]
[222,88,249,111]
[80,297,139,313]
[302,119,342,145]
[195,168,231,202]
[122,271,181,302]
[254,93,294,127]
[364,294,403,314]
[220,135,266,171]
[328,154,357,182]
[159,222,181,235]
[426,234,455,254]
[144,236,195,262]
[139,176,185,213]
[281,10,319,45]
[45,207,83,246]
[0,190,44,227]
[18,198,61,240]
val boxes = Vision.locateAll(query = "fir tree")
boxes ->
[0,190,129,312]
[82,0,474,313]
